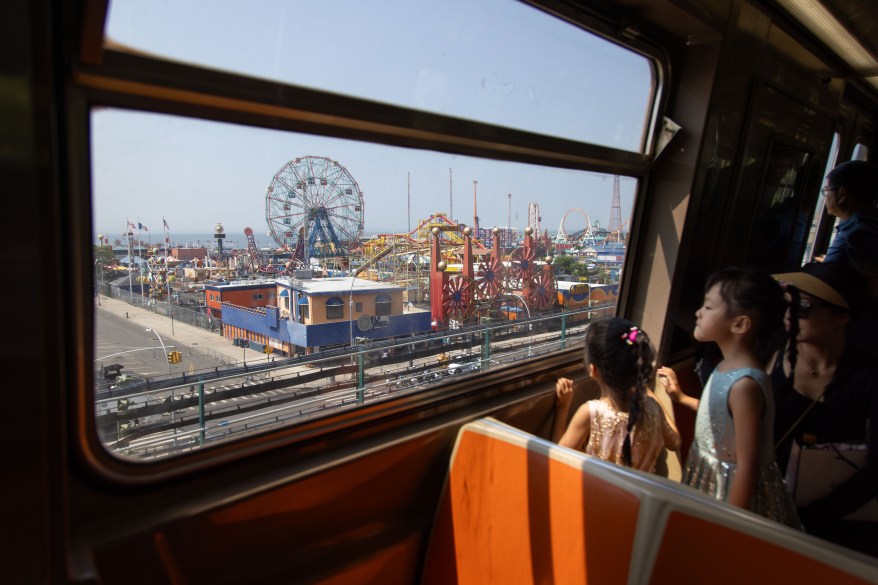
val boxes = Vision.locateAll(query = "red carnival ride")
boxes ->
[429,225,557,330]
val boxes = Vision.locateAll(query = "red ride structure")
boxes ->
[430,225,556,329]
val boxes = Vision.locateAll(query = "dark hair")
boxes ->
[706,268,786,365]
[826,160,878,205]
[778,262,860,384]
[584,317,656,466]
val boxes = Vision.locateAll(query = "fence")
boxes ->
[106,284,222,333]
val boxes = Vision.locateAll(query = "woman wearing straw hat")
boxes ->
[770,262,878,554]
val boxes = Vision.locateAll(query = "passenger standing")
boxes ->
[552,317,680,473]
[820,160,878,267]
[665,268,801,528]
[820,160,878,357]
[770,262,878,551]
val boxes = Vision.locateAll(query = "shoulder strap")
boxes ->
[773,388,827,450]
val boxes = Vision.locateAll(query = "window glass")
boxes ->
[743,141,813,271]
[92,108,638,459]
[851,143,870,161]
[375,294,392,317]
[104,0,655,152]
[803,132,840,263]
[326,297,344,320]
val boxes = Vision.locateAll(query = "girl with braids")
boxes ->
[552,317,680,473]
[664,268,801,528]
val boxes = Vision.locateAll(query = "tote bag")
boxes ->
[784,441,878,522]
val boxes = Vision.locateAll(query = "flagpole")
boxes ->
[137,220,145,306]
[126,220,134,303]
[164,218,172,305]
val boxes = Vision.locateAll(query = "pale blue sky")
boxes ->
[92,0,652,242]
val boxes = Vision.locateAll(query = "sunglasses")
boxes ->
[789,300,835,319]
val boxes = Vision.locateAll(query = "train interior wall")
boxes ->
[4,0,878,582]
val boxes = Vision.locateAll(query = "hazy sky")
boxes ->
[92,0,652,243]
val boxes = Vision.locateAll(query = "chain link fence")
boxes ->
[106,284,222,333]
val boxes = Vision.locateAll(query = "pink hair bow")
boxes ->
[621,326,639,345]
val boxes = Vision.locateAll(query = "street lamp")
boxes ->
[147,327,177,444]
[146,328,172,377]
[507,293,533,356]
[94,258,102,306]
[349,276,357,348]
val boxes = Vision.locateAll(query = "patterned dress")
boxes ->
[682,367,802,528]
[585,397,672,473]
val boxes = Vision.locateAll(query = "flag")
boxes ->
[163,218,169,230]
[138,222,148,231]
[127,220,136,231]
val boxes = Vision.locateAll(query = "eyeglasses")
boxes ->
[789,300,835,319]
[821,186,839,194]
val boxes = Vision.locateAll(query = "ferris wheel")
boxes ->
[265,156,365,257]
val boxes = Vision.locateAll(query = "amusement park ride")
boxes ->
[429,225,556,329]
[220,154,619,331]
[265,155,365,269]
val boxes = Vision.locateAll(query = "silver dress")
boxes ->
[682,367,802,529]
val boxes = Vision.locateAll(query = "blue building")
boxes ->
[221,275,432,354]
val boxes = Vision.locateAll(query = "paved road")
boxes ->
[95,294,267,382]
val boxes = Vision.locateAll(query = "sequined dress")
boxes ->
[585,398,671,472]
[682,367,802,528]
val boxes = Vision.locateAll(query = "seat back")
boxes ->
[422,418,878,585]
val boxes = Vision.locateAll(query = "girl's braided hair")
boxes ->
[584,317,656,466]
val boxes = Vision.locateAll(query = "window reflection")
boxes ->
[105,0,655,151]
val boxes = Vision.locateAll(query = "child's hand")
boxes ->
[657,367,683,402]
[555,377,574,410]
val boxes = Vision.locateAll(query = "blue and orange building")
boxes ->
[219,275,432,355]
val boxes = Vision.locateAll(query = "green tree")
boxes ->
[551,255,578,275]
[94,244,116,267]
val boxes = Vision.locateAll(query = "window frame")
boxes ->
[73,0,668,483]
[375,294,392,317]
[325,297,344,320]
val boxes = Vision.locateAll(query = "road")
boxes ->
[95,296,269,383]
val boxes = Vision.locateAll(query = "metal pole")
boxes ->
[127,231,134,302]
[481,327,491,370]
[561,307,567,349]
[509,294,532,355]
[357,345,365,404]
[94,258,101,306]
[349,277,356,350]
[147,327,177,445]
[198,379,205,446]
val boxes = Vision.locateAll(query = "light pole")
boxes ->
[507,293,533,356]
[147,327,177,444]
[94,258,102,306]
[146,328,172,377]
[349,276,357,348]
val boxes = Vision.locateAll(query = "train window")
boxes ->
[92,107,639,460]
[743,141,813,271]
[852,143,870,161]
[803,132,840,263]
[103,0,655,152]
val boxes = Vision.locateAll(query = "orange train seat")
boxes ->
[421,418,878,585]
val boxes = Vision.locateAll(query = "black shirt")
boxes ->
[771,345,878,520]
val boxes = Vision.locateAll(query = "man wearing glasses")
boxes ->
[821,160,878,268]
